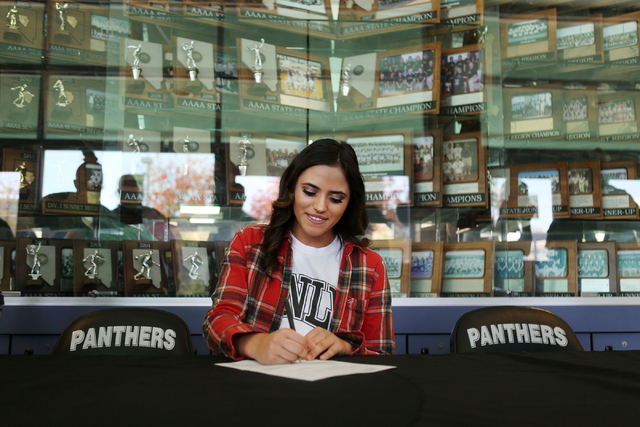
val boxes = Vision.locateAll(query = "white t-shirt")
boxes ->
[280,234,344,336]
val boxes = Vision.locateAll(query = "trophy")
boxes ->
[127,44,145,93]
[180,135,199,153]
[336,63,355,109]
[4,5,22,42]
[26,243,47,281]
[52,79,72,119]
[83,250,105,280]
[247,38,269,96]
[184,251,203,280]
[54,2,72,44]
[183,40,198,81]
[126,134,148,153]
[133,250,160,282]
[237,135,252,176]
[10,84,34,119]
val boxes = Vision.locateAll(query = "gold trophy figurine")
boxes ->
[12,84,34,109]
[4,5,22,42]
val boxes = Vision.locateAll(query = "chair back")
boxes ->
[451,306,583,353]
[52,308,194,355]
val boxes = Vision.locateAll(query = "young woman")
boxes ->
[203,139,395,364]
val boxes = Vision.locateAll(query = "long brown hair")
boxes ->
[261,139,369,273]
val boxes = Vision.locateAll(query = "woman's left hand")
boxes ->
[304,328,354,361]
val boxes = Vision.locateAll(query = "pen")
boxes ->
[284,298,303,363]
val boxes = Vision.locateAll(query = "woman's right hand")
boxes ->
[233,329,310,365]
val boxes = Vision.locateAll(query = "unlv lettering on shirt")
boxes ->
[290,273,337,330]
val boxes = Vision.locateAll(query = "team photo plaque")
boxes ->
[577,242,617,296]
[616,242,640,297]
[440,45,486,115]
[503,161,569,218]
[534,240,577,297]
[442,132,487,207]
[602,11,640,68]
[600,160,639,219]
[568,160,602,219]
[597,91,640,142]
[502,84,563,140]
[441,241,493,297]
[410,241,443,298]
[440,0,483,27]
[494,241,534,297]
[501,8,557,64]
[371,238,412,298]
[413,129,442,207]
[562,87,598,141]
[555,14,603,68]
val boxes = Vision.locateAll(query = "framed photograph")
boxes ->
[494,241,534,297]
[413,129,442,207]
[502,84,563,140]
[3,148,42,214]
[226,130,307,206]
[46,1,130,66]
[534,240,577,297]
[172,240,224,297]
[237,38,333,119]
[173,37,238,113]
[0,1,45,64]
[16,237,74,296]
[616,242,640,296]
[371,238,412,298]
[0,241,16,292]
[600,160,639,219]
[568,160,602,219]
[410,241,443,298]
[577,242,617,296]
[602,11,640,67]
[441,241,492,297]
[120,39,172,111]
[555,15,604,67]
[440,0,483,27]
[73,240,120,296]
[440,45,486,115]
[562,87,598,140]
[336,42,441,119]
[501,8,557,63]
[503,161,569,218]
[1,74,41,138]
[442,132,487,207]
[597,91,640,142]
[338,0,439,38]
[123,240,171,296]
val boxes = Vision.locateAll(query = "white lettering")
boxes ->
[113,326,126,346]
[480,325,493,346]
[83,328,97,349]
[529,324,542,344]
[139,326,152,347]
[515,323,530,343]
[125,326,139,346]
[70,330,85,351]
[490,324,506,344]
[554,327,568,347]
[164,329,176,350]
[98,326,113,348]
[467,328,480,348]
[503,323,516,343]
[540,325,555,345]
[151,327,164,349]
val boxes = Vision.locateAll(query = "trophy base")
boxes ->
[126,81,145,95]
[130,279,152,293]
[8,107,29,120]
[336,95,356,110]
[24,276,49,288]
[3,30,21,43]
[18,187,32,201]
[52,105,72,119]
[53,31,72,44]
[247,82,270,97]
[184,81,203,96]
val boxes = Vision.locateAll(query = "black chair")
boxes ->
[51,308,194,355]
[450,306,583,353]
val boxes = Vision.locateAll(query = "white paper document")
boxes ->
[215,359,396,382]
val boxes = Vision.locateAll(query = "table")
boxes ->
[3,351,640,426]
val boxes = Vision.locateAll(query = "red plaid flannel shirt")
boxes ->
[202,225,395,359]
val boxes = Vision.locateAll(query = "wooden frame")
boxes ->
[16,237,74,296]
[494,241,534,297]
[440,44,487,115]
[501,8,557,64]
[73,240,120,296]
[534,240,577,297]
[413,128,442,207]
[0,1,45,63]
[3,148,42,214]
[171,240,224,297]
[371,238,412,298]
[568,160,603,219]
[600,160,639,219]
[410,241,443,297]
[602,11,640,67]
[441,241,493,297]
[226,130,307,206]
[502,83,563,141]
[597,90,640,142]
[1,74,41,137]
[442,131,487,208]
[562,86,599,141]
[616,242,640,296]
[440,0,483,27]
[0,240,16,292]
[577,242,617,296]
[336,42,440,117]
[555,14,604,68]
[123,241,171,296]
[504,161,569,219]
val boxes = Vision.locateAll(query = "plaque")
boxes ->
[413,129,442,207]
[125,0,185,16]
[338,0,439,39]
[183,0,227,24]
[534,240,577,297]
[602,11,640,69]
[1,74,40,136]
[501,8,557,65]
[237,38,334,118]
[410,241,443,298]
[568,160,602,219]
[502,84,563,140]
[578,242,617,297]
[171,240,223,297]
[3,148,42,214]
[46,1,130,65]
[73,240,120,296]
[494,241,534,297]
[440,0,483,27]
[600,160,639,219]
[441,241,493,297]
[616,242,640,296]
[0,240,16,291]
[442,131,487,207]
[226,130,307,207]
[171,127,212,154]
[0,1,45,63]
[44,73,107,138]
[503,161,569,219]
[562,86,598,141]
[597,90,640,142]
[123,240,171,296]
[173,37,239,113]
[371,238,412,298]
[120,38,171,111]
[555,14,604,70]
[336,42,440,120]
[440,44,486,115]
[309,129,413,206]
[118,128,163,153]
[16,237,74,295]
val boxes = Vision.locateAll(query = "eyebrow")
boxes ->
[302,182,349,197]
